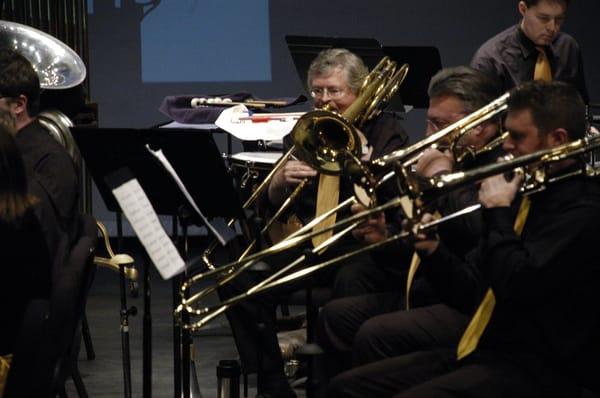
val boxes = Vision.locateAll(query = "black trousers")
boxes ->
[327,348,583,398]
[217,241,405,390]
[316,278,465,378]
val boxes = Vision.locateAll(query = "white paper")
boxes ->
[145,145,234,246]
[112,179,185,280]
[215,104,304,141]
[159,121,218,130]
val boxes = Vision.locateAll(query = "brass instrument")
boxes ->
[201,57,409,269]
[197,91,508,287]
[94,222,138,281]
[201,146,300,270]
[1,21,139,282]
[371,92,509,169]
[457,131,509,163]
[180,134,600,330]
[181,58,409,318]
[38,110,81,166]
[0,20,87,89]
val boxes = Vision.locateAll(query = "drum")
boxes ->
[228,151,282,195]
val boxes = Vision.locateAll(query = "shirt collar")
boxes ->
[516,25,559,61]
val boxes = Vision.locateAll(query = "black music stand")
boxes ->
[285,35,444,111]
[285,35,405,113]
[71,126,242,398]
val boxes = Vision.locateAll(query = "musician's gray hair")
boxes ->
[307,48,368,94]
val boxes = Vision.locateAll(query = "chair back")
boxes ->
[4,226,96,397]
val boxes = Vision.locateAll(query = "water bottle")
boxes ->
[217,359,240,398]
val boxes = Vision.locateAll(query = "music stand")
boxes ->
[71,126,242,398]
[382,46,442,108]
[71,127,242,220]
[285,35,405,113]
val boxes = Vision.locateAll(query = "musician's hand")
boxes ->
[415,148,454,178]
[278,160,317,185]
[402,213,439,256]
[351,203,388,244]
[479,160,523,208]
[268,160,317,206]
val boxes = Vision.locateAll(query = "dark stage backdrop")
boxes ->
[86,0,600,230]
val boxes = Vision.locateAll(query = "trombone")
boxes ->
[201,57,409,268]
[179,133,600,330]
[371,92,510,169]
[184,88,512,312]
[187,58,409,313]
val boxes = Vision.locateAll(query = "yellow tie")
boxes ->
[456,197,531,360]
[405,253,421,310]
[404,206,441,310]
[0,354,12,397]
[312,174,340,247]
[533,47,552,82]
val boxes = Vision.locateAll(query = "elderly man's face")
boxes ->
[309,67,357,114]
[519,0,567,46]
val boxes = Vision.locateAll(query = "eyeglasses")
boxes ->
[426,113,469,133]
[426,118,454,132]
[309,87,347,99]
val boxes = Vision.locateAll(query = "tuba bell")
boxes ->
[0,20,86,89]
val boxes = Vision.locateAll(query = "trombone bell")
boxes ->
[291,109,360,174]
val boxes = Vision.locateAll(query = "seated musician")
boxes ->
[218,48,408,398]
[317,65,504,380]
[267,47,409,296]
[0,49,80,245]
[0,110,65,395]
[328,80,600,397]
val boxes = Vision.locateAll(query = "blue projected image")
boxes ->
[141,0,271,83]
[87,0,271,83]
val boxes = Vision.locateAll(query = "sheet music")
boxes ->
[145,145,235,246]
[112,179,185,280]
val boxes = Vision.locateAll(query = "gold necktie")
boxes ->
[0,354,12,397]
[405,253,421,310]
[533,47,552,82]
[312,174,340,247]
[404,205,441,310]
[456,196,531,360]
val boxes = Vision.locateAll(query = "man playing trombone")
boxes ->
[317,65,505,381]
[267,48,409,297]
[328,80,600,397]
[218,48,408,397]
